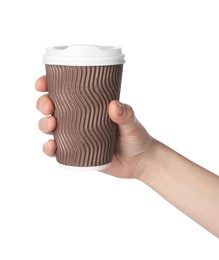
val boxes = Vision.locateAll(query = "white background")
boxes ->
[0,0,218,259]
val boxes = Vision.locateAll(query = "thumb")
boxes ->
[108,100,139,134]
[108,100,151,160]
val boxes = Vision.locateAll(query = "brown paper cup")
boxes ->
[43,45,125,170]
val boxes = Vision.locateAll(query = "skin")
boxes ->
[35,75,219,238]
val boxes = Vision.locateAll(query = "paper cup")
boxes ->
[43,45,125,170]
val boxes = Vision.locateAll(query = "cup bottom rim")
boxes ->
[58,163,111,171]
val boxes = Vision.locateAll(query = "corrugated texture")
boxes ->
[46,65,123,167]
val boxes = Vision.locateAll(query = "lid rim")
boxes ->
[43,44,125,66]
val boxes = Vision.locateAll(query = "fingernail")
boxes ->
[116,101,124,116]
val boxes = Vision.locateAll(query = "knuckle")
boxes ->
[38,118,45,131]
[38,117,49,133]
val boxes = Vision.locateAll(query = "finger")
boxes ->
[108,100,138,135]
[38,116,56,134]
[36,94,54,115]
[43,139,57,157]
[35,75,47,92]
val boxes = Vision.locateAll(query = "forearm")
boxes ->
[139,140,219,238]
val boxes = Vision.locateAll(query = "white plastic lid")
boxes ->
[43,44,125,66]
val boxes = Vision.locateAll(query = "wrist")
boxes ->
[135,139,167,185]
